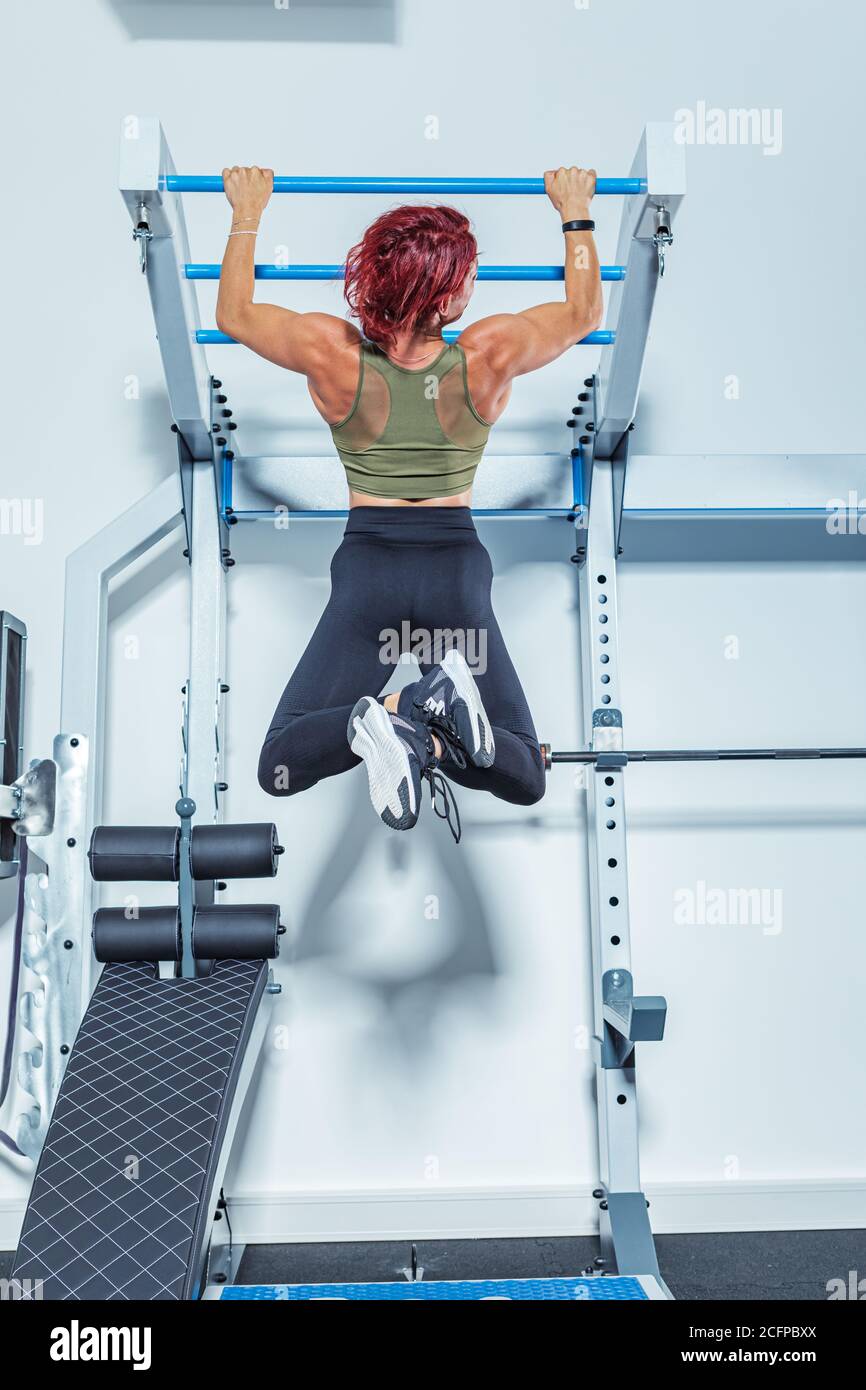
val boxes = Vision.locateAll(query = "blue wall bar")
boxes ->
[167,175,646,196]
[186,263,627,282]
[197,328,615,346]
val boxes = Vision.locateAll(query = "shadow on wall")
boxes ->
[294,771,499,1067]
[106,0,398,43]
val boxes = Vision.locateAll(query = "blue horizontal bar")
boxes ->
[167,175,646,196]
[197,328,614,346]
[186,263,626,283]
[440,328,613,345]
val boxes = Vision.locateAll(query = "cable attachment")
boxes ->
[133,201,153,274]
[652,204,673,278]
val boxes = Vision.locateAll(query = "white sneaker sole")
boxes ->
[347,697,419,830]
[439,648,495,768]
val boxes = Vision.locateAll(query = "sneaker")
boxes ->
[408,647,494,769]
[347,697,462,843]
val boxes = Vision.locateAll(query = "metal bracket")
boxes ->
[176,428,195,562]
[592,707,625,752]
[176,379,234,570]
[595,752,628,770]
[0,735,89,1165]
[5,759,57,838]
[574,430,631,568]
[652,204,674,278]
[598,1190,663,1280]
[205,1212,244,1292]
[207,377,235,561]
[600,969,667,1067]
[611,426,631,555]
[400,1243,425,1283]
[570,374,600,510]
[132,202,153,274]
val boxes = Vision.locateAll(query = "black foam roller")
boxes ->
[190,823,279,880]
[192,904,281,959]
[88,826,179,882]
[92,906,181,962]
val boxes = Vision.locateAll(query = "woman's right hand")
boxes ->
[544,165,597,220]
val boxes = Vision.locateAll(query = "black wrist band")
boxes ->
[562,219,595,233]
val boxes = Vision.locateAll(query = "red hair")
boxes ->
[343,204,477,346]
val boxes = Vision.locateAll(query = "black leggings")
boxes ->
[258,507,546,806]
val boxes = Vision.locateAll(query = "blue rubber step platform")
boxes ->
[214,1275,666,1300]
[12,958,268,1301]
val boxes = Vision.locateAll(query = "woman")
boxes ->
[216,163,602,842]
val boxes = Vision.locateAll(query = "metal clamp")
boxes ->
[652,204,673,278]
[1,759,56,838]
[132,202,153,274]
[592,707,624,753]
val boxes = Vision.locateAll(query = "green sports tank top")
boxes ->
[329,340,492,500]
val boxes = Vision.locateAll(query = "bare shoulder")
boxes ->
[298,313,363,356]
[303,315,363,423]
[458,316,519,424]
[459,314,521,372]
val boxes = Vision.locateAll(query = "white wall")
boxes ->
[1,0,865,1241]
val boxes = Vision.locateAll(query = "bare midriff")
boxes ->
[348,487,473,509]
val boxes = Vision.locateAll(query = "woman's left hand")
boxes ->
[222,165,274,219]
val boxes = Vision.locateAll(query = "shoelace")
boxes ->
[423,712,468,771]
[425,767,462,844]
[423,717,466,845]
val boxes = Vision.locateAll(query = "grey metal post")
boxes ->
[577,459,664,1280]
[594,124,686,459]
[119,117,217,461]
[119,118,229,865]
[182,460,227,864]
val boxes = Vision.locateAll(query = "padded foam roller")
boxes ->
[88,825,179,881]
[92,906,181,962]
[190,822,280,880]
[93,904,281,961]
[192,904,281,959]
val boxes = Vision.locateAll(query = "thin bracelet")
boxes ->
[232,216,260,223]
[228,229,259,237]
